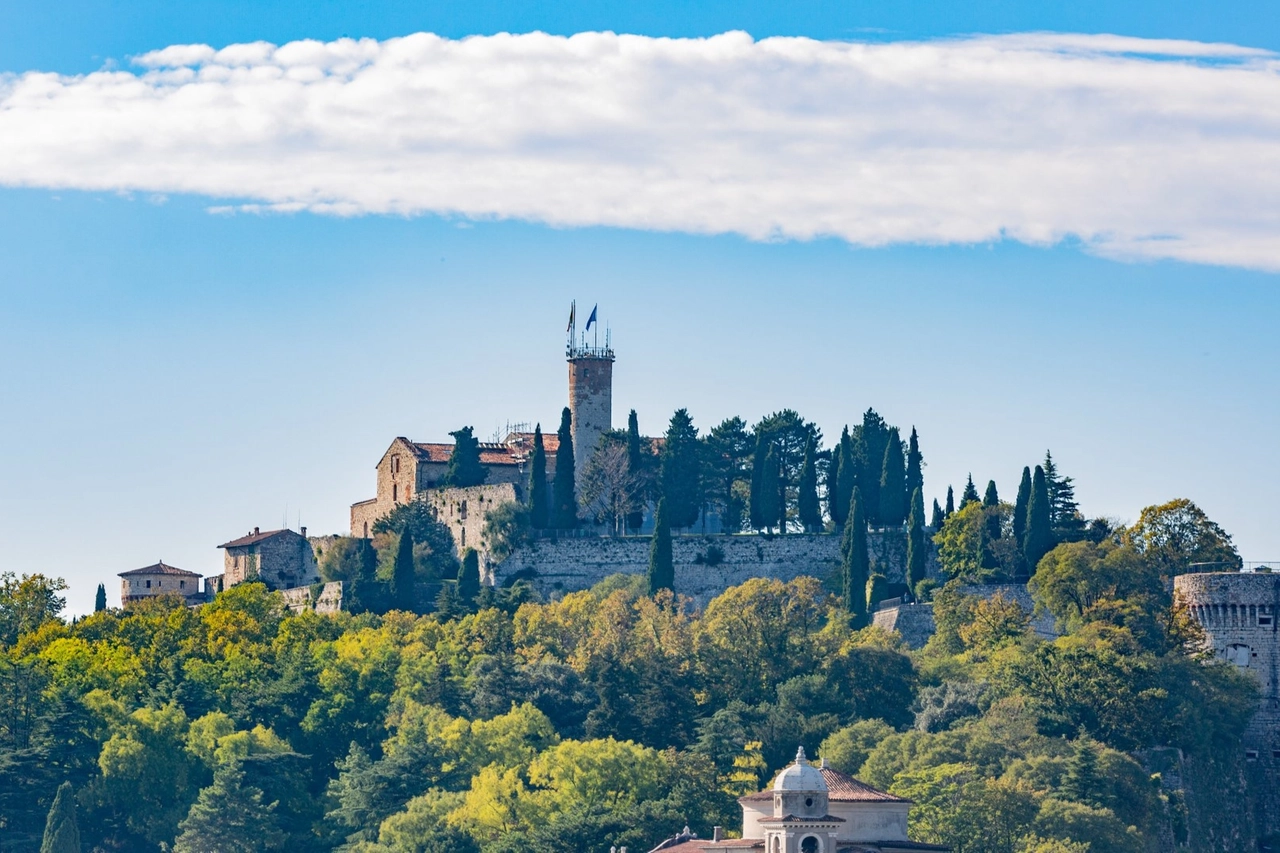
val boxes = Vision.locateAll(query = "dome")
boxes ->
[772,747,828,792]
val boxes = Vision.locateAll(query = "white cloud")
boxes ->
[2,30,1279,268]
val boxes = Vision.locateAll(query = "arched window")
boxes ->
[801,836,820,853]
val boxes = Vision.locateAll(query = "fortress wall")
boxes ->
[279,581,344,614]
[494,530,941,607]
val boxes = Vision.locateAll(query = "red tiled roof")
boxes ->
[118,561,202,578]
[740,767,909,804]
[410,442,527,467]
[504,431,561,455]
[218,528,293,548]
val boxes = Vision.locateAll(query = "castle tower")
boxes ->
[566,302,614,467]
[1174,571,1280,840]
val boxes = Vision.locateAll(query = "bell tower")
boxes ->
[566,302,614,466]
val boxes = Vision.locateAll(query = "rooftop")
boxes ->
[741,763,910,805]
[218,528,295,548]
[118,561,202,578]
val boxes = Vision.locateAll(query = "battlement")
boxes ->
[1174,571,1280,631]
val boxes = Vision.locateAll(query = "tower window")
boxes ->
[1260,614,1274,626]
[393,484,398,501]
[801,837,820,853]
[146,580,151,588]
[1246,749,1258,761]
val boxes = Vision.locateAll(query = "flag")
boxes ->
[566,302,575,332]
[586,304,598,331]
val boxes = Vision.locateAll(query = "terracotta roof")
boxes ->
[118,561,202,578]
[410,442,526,467]
[503,431,561,455]
[740,766,909,804]
[218,528,294,548]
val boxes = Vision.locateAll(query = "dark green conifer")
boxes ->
[1013,466,1032,546]
[960,475,979,508]
[528,424,549,530]
[826,429,845,528]
[173,763,285,853]
[945,486,955,517]
[443,426,489,487]
[94,584,106,612]
[648,497,674,595]
[749,431,767,531]
[625,410,645,533]
[854,409,889,524]
[931,499,944,529]
[878,428,906,526]
[905,427,924,520]
[797,437,821,532]
[390,530,416,612]
[660,409,702,529]
[835,430,856,528]
[841,488,869,627]
[40,781,80,853]
[907,488,927,596]
[760,444,783,533]
[865,573,888,613]
[552,408,578,529]
[1044,450,1085,541]
[1061,737,1101,807]
[457,548,480,606]
[1024,465,1054,572]
[983,480,1002,542]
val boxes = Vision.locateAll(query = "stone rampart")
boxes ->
[278,581,344,614]
[493,531,941,606]
[872,603,937,649]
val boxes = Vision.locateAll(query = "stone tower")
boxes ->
[566,304,614,467]
[1174,571,1280,840]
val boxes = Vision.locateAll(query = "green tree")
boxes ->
[945,486,955,517]
[626,410,646,533]
[754,410,821,530]
[444,426,489,487]
[827,427,847,528]
[960,475,980,508]
[648,498,674,596]
[660,409,703,529]
[0,573,68,646]
[878,428,906,526]
[1013,466,1032,548]
[905,427,924,519]
[458,549,481,607]
[173,763,285,853]
[371,501,458,580]
[1044,451,1085,541]
[907,488,927,596]
[834,429,856,530]
[390,530,417,612]
[529,424,549,530]
[983,481,1002,541]
[40,781,80,853]
[851,409,890,525]
[1125,498,1242,577]
[93,585,106,613]
[1024,466,1054,573]
[705,417,752,535]
[748,431,767,531]
[553,408,578,529]
[1060,737,1101,807]
[797,437,821,532]
[931,499,944,529]
[842,488,870,626]
[759,445,783,533]
[481,501,528,563]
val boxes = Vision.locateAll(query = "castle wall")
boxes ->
[871,603,937,649]
[423,483,520,566]
[278,581,344,614]
[1174,571,1280,840]
[493,531,942,607]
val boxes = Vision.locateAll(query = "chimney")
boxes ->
[712,826,724,842]
[253,527,259,535]
[300,526,307,538]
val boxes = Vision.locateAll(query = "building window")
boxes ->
[146,580,152,588]
[180,580,185,589]
[363,522,369,537]
[1260,614,1274,627]
[1246,749,1259,761]
[801,837,820,853]
[461,528,467,548]
[391,455,400,474]
[393,484,398,501]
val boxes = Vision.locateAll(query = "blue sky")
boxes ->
[2,1,1278,614]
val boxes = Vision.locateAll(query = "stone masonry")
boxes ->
[423,483,519,566]
[218,527,319,590]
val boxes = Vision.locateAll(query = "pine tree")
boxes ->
[983,480,1002,542]
[960,475,980,508]
[173,763,285,853]
[457,548,480,606]
[835,430,856,529]
[528,424,549,530]
[660,409,702,530]
[905,427,924,521]
[1024,465,1054,573]
[1060,737,1101,807]
[826,428,845,529]
[841,488,869,627]
[878,428,906,526]
[434,582,461,620]
[552,408,578,529]
[1043,450,1085,541]
[759,444,783,533]
[907,488,927,597]
[93,584,106,612]
[797,438,820,532]
[931,499,944,529]
[40,781,80,853]
[625,410,645,534]
[390,530,416,612]
[749,431,767,531]
[648,497,674,595]
[444,426,489,487]
[1013,466,1032,546]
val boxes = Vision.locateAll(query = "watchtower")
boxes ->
[566,302,614,467]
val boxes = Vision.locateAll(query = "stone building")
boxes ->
[566,309,614,468]
[1174,571,1280,841]
[213,527,319,591]
[648,747,947,852]
[118,561,205,605]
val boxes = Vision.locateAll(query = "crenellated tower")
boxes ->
[566,302,614,468]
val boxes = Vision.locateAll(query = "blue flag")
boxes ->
[586,304,598,331]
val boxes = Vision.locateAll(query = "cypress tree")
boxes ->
[854,409,889,524]
[40,781,80,853]
[625,410,644,534]
[1024,465,1054,573]
[797,437,821,532]
[528,425,549,530]
[748,431,767,531]
[835,430,856,529]
[648,497,674,595]
[760,444,783,533]
[905,427,924,521]
[841,488,869,627]
[907,487,926,597]
[660,409,702,529]
[552,408,577,529]
[457,548,480,606]
[94,584,106,612]
[878,428,906,527]
[945,486,955,517]
[866,573,888,613]
[390,530,416,612]
[983,480,1002,542]
[931,499,945,530]
[960,475,979,508]
[1013,466,1032,546]
[826,443,842,530]
[444,425,489,487]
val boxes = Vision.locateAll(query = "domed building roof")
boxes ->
[772,747,827,792]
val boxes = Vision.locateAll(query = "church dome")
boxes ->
[772,747,827,792]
